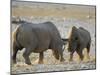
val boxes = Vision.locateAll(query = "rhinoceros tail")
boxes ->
[12,25,20,46]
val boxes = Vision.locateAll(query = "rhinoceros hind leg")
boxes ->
[23,48,32,65]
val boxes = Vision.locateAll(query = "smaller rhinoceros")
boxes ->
[67,26,91,61]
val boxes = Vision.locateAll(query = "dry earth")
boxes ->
[11,1,96,74]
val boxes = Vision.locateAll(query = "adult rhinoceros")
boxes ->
[12,21,65,65]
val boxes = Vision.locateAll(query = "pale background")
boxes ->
[0,0,100,75]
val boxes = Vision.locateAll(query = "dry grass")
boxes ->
[12,1,95,20]
[11,1,96,74]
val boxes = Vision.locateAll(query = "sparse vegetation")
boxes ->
[11,1,96,74]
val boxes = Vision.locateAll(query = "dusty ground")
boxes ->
[11,1,96,74]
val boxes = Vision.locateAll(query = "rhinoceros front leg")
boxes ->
[60,51,65,62]
[57,48,65,62]
[38,52,44,64]
[76,47,84,61]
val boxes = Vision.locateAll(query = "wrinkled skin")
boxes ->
[68,26,91,61]
[12,21,65,65]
